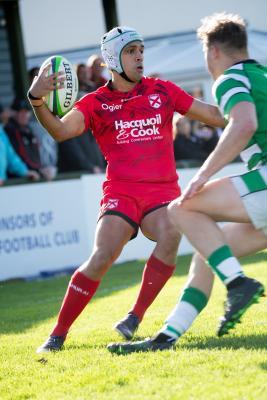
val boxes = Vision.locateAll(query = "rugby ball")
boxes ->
[40,55,79,117]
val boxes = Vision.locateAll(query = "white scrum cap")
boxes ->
[101,26,143,74]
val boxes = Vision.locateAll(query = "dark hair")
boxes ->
[11,97,31,111]
[197,12,247,53]
[75,63,86,74]
[28,66,40,84]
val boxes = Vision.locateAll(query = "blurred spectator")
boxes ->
[193,121,219,155]
[76,63,96,97]
[0,102,12,125]
[4,97,56,180]
[87,54,107,88]
[57,131,105,174]
[173,115,209,163]
[190,86,204,100]
[0,103,39,185]
[5,98,41,170]
[149,72,161,79]
[28,67,58,180]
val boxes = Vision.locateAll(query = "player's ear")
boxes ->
[210,44,220,59]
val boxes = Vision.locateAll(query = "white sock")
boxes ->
[160,301,199,341]
[159,287,208,341]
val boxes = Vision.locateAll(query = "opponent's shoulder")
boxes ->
[213,61,253,94]
[212,66,250,102]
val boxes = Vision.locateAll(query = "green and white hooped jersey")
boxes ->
[213,59,267,170]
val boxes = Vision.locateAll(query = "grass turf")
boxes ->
[0,252,267,400]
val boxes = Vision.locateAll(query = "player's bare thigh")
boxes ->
[140,206,180,264]
[141,206,179,241]
[79,215,135,280]
[222,222,267,257]
[172,176,251,223]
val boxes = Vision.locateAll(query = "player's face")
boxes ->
[121,41,144,82]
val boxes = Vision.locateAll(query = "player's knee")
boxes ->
[84,248,117,275]
[167,200,183,223]
[157,222,180,248]
[95,247,117,267]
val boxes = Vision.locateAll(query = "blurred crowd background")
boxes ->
[0,54,222,187]
[2,0,264,187]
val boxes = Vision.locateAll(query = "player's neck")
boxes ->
[214,51,249,79]
[111,74,138,92]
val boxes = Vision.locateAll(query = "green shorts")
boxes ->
[231,166,267,236]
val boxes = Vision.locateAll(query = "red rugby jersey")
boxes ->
[74,77,193,183]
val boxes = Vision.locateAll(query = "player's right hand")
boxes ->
[179,172,209,203]
[29,64,65,99]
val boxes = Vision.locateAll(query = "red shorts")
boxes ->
[99,180,181,239]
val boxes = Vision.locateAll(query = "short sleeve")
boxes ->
[73,93,94,131]
[213,71,254,119]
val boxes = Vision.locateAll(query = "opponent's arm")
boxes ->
[180,101,257,201]
[186,98,225,128]
[28,65,85,142]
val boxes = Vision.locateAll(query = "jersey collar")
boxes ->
[232,59,257,66]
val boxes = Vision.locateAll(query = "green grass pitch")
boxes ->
[0,252,266,399]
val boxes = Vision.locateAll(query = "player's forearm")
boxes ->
[198,120,254,179]
[201,104,226,128]
[186,99,225,128]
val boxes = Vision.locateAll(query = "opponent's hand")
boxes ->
[179,172,209,203]
[29,64,65,99]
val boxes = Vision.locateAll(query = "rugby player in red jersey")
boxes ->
[28,26,225,353]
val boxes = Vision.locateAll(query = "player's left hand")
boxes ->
[179,172,209,202]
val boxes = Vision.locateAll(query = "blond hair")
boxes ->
[197,12,247,54]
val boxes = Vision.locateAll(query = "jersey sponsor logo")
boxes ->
[102,103,122,112]
[114,114,162,141]
[148,94,162,109]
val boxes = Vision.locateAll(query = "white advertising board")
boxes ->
[0,179,92,280]
[0,163,246,281]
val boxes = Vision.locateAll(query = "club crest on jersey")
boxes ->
[105,199,119,210]
[148,94,162,109]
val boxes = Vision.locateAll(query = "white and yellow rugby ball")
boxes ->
[40,55,78,117]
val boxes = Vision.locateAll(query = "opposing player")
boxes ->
[28,26,224,353]
[107,14,266,354]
